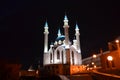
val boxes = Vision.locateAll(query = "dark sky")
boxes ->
[0,0,120,64]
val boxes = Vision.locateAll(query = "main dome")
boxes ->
[55,35,65,41]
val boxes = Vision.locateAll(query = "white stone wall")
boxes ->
[70,46,82,65]
[54,46,66,64]
[43,53,50,65]
[44,46,82,65]
[70,46,75,65]
[76,51,82,65]
[49,47,54,64]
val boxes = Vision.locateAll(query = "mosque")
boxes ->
[43,15,85,75]
[19,15,85,77]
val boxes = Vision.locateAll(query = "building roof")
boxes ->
[55,35,65,41]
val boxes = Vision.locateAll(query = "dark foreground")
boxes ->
[20,75,62,80]
[20,74,92,80]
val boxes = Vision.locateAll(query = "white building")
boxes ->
[43,14,82,66]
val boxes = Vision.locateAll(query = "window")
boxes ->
[57,50,60,59]
[50,53,52,60]
[106,60,109,68]
[106,60,115,68]
[72,51,74,65]
[62,50,63,54]
[111,60,115,67]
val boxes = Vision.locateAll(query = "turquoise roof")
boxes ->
[64,14,68,20]
[44,21,48,27]
[58,28,61,35]
[75,23,79,29]
[56,35,65,41]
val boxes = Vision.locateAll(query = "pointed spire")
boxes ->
[57,28,61,37]
[63,13,69,26]
[44,21,48,27]
[64,14,68,20]
[75,22,79,30]
[58,28,61,35]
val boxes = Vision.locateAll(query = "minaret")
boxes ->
[75,23,81,53]
[57,28,61,37]
[75,23,82,65]
[63,14,69,48]
[44,21,49,53]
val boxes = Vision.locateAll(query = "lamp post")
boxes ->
[115,40,119,50]
[92,54,96,68]
[107,56,113,69]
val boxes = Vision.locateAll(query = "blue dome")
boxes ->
[56,35,65,41]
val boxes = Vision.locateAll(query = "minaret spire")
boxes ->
[75,23,79,30]
[63,14,69,48]
[57,28,61,37]
[45,21,48,27]
[75,23,81,53]
[64,14,68,20]
[64,14,69,26]
[44,21,49,53]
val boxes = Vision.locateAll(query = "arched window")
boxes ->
[106,60,115,68]
[72,51,74,65]
[50,53,52,60]
[57,50,60,59]
[111,60,115,67]
[106,60,109,68]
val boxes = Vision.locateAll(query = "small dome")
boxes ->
[56,35,65,41]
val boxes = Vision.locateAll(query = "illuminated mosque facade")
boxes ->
[43,15,82,66]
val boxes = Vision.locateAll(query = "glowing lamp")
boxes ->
[107,56,113,61]
[115,40,119,43]
[93,54,97,58]
[92,62,94,65]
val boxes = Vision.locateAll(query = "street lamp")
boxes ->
[115,39,119,49]
[92,54,96,68]
[91,62,94,65]
[107,56,113,61]
[115,40,119,43]
[107,56,113,69]
[93,54,97,58]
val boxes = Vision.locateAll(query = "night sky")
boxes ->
[0,0,120,65]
